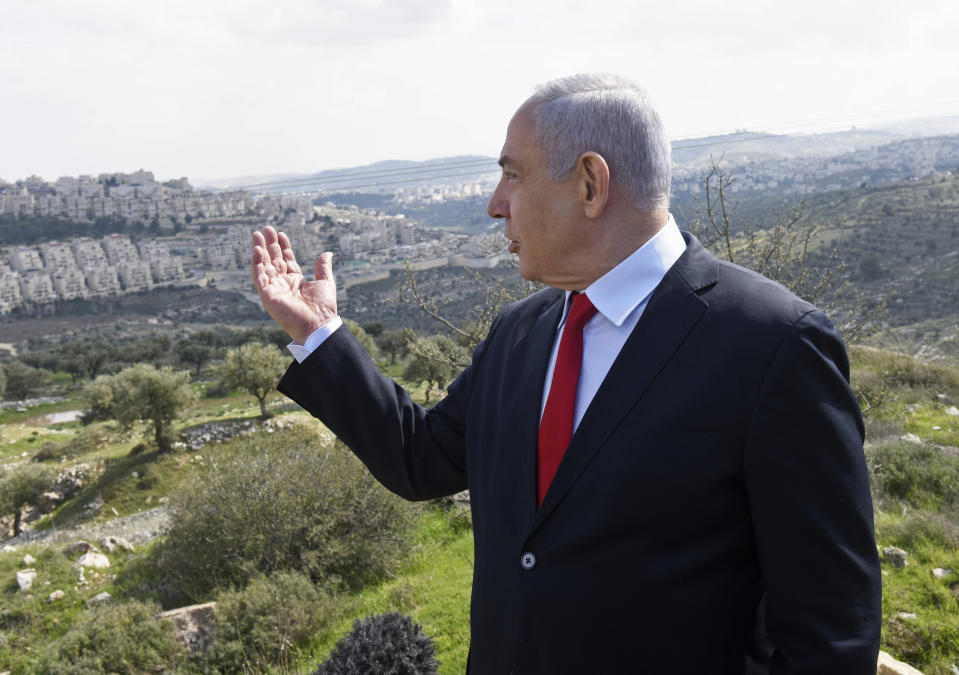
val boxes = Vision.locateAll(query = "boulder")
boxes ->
[946,406,959,417]
[87,591,112,606]
[54,465,88,499]
[74,552,110,569]
[159,602,217,655]
[932,568,954,579]
[16,569,36,592]
[21,554,36,566]
[48,590,64,603]
[883,546,909,569]
[877,650,925,674]
[900,433,923,445]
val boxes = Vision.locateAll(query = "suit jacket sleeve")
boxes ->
[277,321,495,501]
[743,309,881,673]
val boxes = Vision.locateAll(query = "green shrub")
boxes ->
[878,509,959,550]
[39,600,187,674]
[867,442,959,509]
[316,612,439,675]
[154,426,417,605]
[207,571,338,673]
[851,346,959,416]
[32,441,66,462]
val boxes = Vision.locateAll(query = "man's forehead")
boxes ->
[499,104,539,165]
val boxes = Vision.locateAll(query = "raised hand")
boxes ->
[251,225,338,344]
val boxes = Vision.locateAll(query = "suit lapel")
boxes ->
[533,234,719,527]
[508,290,566,521]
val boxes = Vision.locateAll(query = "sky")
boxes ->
[1,0,958,183]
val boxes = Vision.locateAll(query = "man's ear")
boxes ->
[577,152,610,219]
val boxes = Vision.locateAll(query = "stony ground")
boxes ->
[1,506,170,552]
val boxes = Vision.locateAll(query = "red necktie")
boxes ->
[537,292,598,506]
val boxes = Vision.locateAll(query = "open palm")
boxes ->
[252,226,338,345]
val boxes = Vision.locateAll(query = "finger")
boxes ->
[315,251,335,282]
[267,241,286,274]
[263,225,279,246]
[277,232,302,274]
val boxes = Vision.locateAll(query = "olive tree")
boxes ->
[83,364,196,453]
[0,464,55,536]
[218,342,288,418]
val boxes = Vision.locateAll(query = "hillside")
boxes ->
[1,339,958,673]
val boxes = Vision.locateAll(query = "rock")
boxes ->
[66,541,99,555]
[937,393,952,404]
[83,494,104,515]
[48,590,64,603]
[896,612,918,620]
[97,536,135,553]
[877,649,925,674]
[946,406,959,417]
[54,465,88,499]
[75,567,85,583]
[16,569,36,592]
[900,433,923,445]
[74,552,110,569]
[87,591,112,606]
[159,602,217,655]
[883,546,909,568]
[932,568,954,579]
[21,554,36,566]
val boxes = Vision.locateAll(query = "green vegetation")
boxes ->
[149,426,416,606]
[0,464,56,536]
[37,600,189,675]
[217,342,288,417]
[208,571,336,673]
[849,343,959,675]
[82,364,197,453]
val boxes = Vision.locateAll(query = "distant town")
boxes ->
[0,171,507,315]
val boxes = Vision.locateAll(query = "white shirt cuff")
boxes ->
[287,316,344,363]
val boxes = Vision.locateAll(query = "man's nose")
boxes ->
[487,188,507,220]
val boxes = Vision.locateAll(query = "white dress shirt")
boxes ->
[539,215,686,431]
[288,215,687,435]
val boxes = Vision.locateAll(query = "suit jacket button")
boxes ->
[521,552,536,570]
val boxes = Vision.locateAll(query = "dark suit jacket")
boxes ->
[278,233,881,674]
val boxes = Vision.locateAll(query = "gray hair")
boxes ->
[529,73,671,211]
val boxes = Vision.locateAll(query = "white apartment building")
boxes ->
[18,272,57,304]
[51,267,88,300]
[203,239,239,269]
[9,246,45,272]
[117,261,153,291]
[71,238,109,268]
[102,233,141,265]
[149,257,184,283]
[0,270,23,313]
[39,241,79,271]
[84,265,121,295]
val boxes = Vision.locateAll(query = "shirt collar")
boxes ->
[559,214,687,327]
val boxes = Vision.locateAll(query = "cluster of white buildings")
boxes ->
[0,171,251,226]
[671,136,959,196]
[0,234,184,313]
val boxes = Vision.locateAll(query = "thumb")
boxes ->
[315,251,334,282]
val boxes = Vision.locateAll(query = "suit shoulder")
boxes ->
[707,258,819,326]
[497,286,563,323]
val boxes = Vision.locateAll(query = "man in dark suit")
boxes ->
[252,73,881,673]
